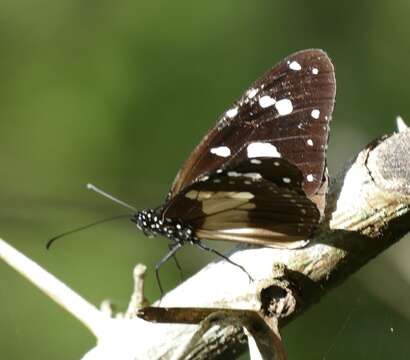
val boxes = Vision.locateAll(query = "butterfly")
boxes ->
[130,49,336,294]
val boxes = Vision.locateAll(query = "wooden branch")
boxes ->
[0,238,105,336]
[138,307,286,360]
[127,125,410,359]
[0,123,409,359]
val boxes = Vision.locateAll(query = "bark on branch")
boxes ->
[129,124,410,359]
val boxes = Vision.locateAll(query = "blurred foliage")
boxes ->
[0,0,410,359]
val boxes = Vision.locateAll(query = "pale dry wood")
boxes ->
[122,127,410,359]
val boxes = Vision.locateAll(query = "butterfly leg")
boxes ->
[195,242,253,282]
[169,244,184,281]
[156,242,183,297]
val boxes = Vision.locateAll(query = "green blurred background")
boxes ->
[0,0,410,359]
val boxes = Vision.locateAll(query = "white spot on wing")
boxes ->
[311,109,320,119]
[250,159,262,164]
[259,95,276,108]
[275,99,293,116]
[226,107,238,118]
[243,172,262,180]
[307,139,314,146]
[185,190,198,199]
[195,191,214,201]
[230,192,254,200]
[312,67,319,75]
[210,146,231,157]
[247,142,281,158]
[306,174,314,182]
[247,88,258,99]
[283,177,291,183]
[289,61,302,71]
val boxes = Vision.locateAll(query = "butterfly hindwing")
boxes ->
[163,157,319,247]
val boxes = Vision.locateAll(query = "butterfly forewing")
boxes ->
[169,49,336,207]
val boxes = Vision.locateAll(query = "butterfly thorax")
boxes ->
[132,208,198,244]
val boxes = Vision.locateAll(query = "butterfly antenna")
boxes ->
[46,214,131,249]
[86,183,137,211]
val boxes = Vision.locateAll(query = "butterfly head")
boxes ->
[132,208,197,244]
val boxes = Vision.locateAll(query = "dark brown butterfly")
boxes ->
[132,49,336,294]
